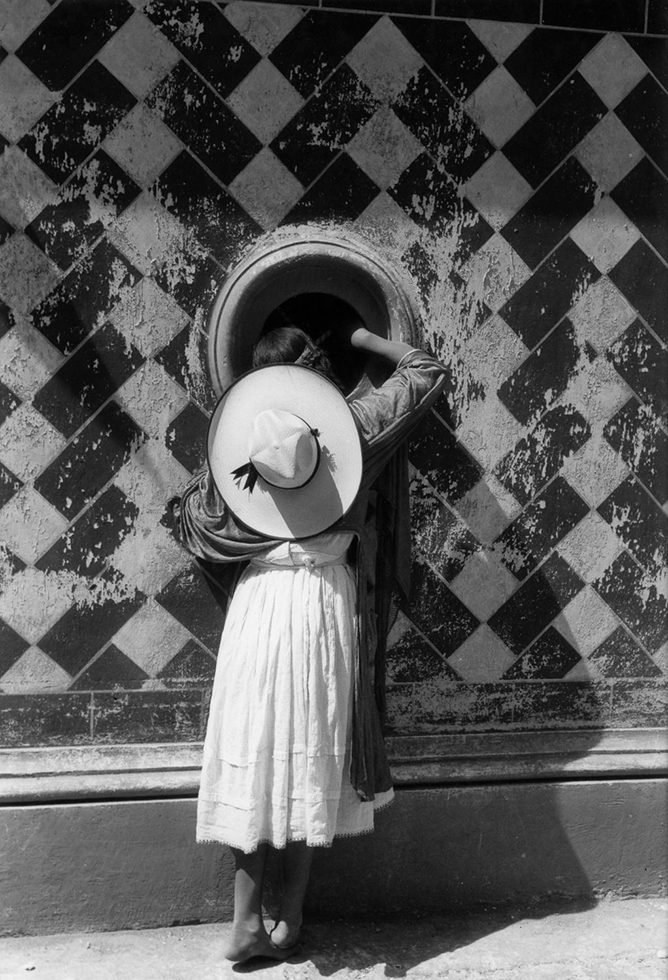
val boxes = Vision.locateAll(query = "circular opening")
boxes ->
[207,231,419,395]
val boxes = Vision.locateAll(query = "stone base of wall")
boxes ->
[2,778,665,937]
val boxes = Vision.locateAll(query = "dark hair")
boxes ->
[252,326,342,389]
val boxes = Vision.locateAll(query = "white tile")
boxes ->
[106,191,190,275]
[116,361,189,439]
[97,11,180,99]
[560,354,632,428]
[0,316,63,399]
[0,145,58,229]
[347,107,422,190]
[0,566,74,644]
[112,597,191,674]
[454,473,522,544]
[108,276,189,358]
[575,112,644,193]
[229,148,303,230]
[459,233,531,313]
[115,438,190,516]
[561,428,630,508]
[0,54,56,142]
[464,151,532,231]
[455,391,526,472]
[0,647,72,692]
[463,313,529,387]
[224,1,303,56]
[0,0,51,51]
[354,190,418,240]
[554,584,621,657]
[446,623,515,681]
[227,58,304,144]
[0,233,60,313]
[570,195,641,274]
[568,274,637,354]
[652,641,668,676]
[347,15,423,102]
[104,104,182,187]
[467,20,533,63]
[449,549,518,620]
[0,485,67,565]
[557,510,625,584]
[464,66,534,148]
[579,36,648,109]
[0,402,66,481]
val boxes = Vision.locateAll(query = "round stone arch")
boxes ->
[207,228,420,395]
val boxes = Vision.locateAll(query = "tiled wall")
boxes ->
[0,0,666,746]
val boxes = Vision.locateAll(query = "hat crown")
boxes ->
[248,409,318,489]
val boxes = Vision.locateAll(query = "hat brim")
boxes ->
[207,364,363,540]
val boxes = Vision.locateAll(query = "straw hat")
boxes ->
[207,364,363,540]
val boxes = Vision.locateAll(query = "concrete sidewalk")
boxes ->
[0,899,666,980]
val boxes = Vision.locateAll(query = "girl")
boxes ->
[177,322,445,962]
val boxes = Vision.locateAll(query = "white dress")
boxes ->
[196,530,394,852]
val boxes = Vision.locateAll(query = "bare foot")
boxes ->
[270,917,302,949]
[225,921,298,963]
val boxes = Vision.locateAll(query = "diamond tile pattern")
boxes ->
[0,3,665,744]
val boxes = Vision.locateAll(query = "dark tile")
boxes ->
[71,643,149,690]
[589,626,663,678]
[389,151,493,255]
[0,694,91,746]
[154,324,216,412]
[151,151,259,264]
[504,74,605,186]
[603,398,668,504]
[506,681,609,727]
[616,75,668,178]
[15,0,134,91]
[26,151,140,270]
[0,213,13,246]
[434,0,540,21]
[393,16,497,97]
[0,620,30,678]
[146,60,261,185]
[611,157,668,264]
[410,478,479,580]
[326,0,430,9]
[282,153,380,225]
[39,571,144,675]
[18,61,137,184]
[503,627,581,679]
[34,400,146,518]
[625,35,668,90]
[598,476,668,571]
[494,406,591,506]
[144,0,260,98]
[498,318,594,424]
[393,66,493,182]
[36,485,139,577]
[0,462,22,510]
[0,300,14,341]
[92,689,202,742]
[593,549,668,652]
[608,240,668,346]
[499,239,600,349]
[158,638,216,687]
[154,246,220,320]
[409,410,484,505]
[542,0,645,32]
[269,11,377,99]
[31,239,141,355]
[0,378,20,427]
[165,402,209,475]
[608,319,668,425]
[271,64,378,185]
[501,157,599,269]
[609,679,667,727]
[156,562,231,653]
[488,552,584,654]
[33,321,144,438]
[408,558,479,657]
[504,28,600,105]
[647,0,668,34]
[494,475,590,579]
[386,619,457,684]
